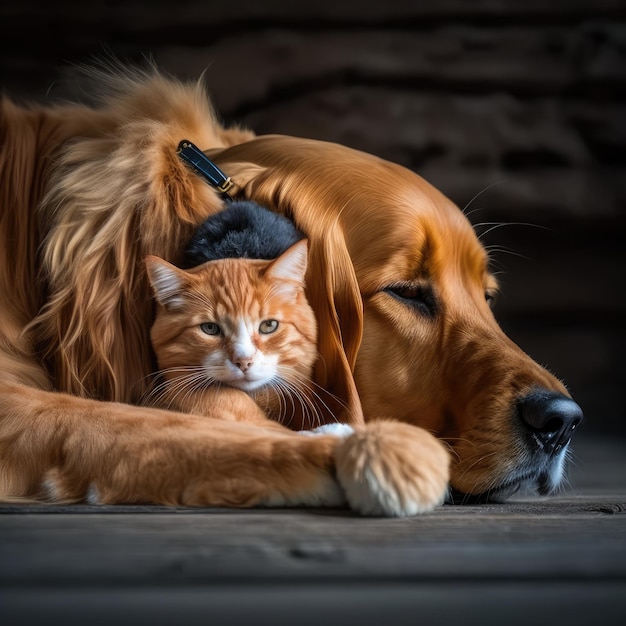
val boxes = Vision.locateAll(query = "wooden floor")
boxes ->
[1,433,625,626]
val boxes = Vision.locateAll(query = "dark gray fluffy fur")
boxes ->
[183,200,304,268]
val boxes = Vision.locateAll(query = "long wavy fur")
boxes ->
[7,64,254,401]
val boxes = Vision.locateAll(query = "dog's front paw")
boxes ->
[334,421,450,517]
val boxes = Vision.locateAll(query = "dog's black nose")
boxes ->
[518,390,583,454]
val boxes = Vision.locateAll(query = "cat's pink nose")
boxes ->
[234,359,253,372]
[232,342,256,372]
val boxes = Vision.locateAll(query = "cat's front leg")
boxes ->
[182,386,290,432]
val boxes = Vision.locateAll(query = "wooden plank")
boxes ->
[1,495,624,585]
[1,436,625,587]
[2,582,625,626]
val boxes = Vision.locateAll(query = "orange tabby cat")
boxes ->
[145,239,320,429]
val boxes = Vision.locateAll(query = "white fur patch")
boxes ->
[337,466,433,517]
[338,467,391,516]
[42,476,102,505]
[86,483,101,505]
[298,423,355,438]
[42,477,60,502]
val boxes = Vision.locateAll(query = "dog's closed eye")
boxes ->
[384,283,438,318]
[485,290,498,308]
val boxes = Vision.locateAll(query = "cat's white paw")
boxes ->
[334,421,450,517]
[298,423,355,438]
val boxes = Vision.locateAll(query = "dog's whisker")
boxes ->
[484,245,533,262]
[462,180,508,217]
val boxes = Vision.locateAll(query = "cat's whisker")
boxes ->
[277,376,326,429]
[138,366,207,405]
[301,353,354,417]
[291,382,319,429]
[281,384,314,429]
[254,383,277,422]
[270,379,297,428]
[159,376,205,410]
[273,378,296,426]
[279,367,354,424]
[274,376,326,430]
[179,376,211,410]
[147,368,217,410]
[267,378,297,427]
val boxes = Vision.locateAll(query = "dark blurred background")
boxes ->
[1,0,625,439]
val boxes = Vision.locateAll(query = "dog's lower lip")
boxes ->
[448,471,537,505]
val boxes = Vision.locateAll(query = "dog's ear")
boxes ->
[207,149,365,425]
[304,223,364,425]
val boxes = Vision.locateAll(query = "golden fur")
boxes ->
[0,65,572,514]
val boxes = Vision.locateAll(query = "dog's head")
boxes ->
[207,135,583,501]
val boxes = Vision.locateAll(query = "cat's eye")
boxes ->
[259,319,279,334]
[200,322,221,336]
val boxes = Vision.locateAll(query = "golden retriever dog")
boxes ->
[0,65,582,515]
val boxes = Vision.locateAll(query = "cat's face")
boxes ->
[145,240,317,396]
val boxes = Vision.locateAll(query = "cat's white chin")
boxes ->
[225,378,271,393]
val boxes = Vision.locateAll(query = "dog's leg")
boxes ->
[0,384,449,514]
[334,421,450,516]
[301,420,450,515]
[0,382,343,507]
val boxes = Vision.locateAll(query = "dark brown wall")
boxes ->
[2,0,625,435]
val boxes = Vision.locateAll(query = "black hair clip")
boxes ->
[177,140,235,197]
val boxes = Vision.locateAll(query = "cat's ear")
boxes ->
[266,239,308,286]
[145,255,188,310]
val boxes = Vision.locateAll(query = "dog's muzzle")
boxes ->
[448,388,584,505]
